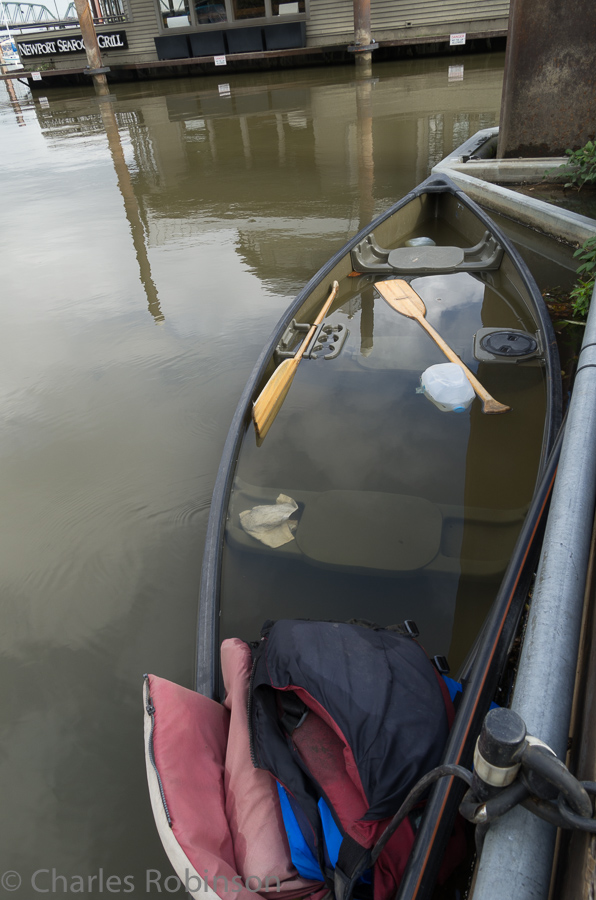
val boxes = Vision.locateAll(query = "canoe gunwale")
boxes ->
[395,413,566,900]
[195,172,562,701]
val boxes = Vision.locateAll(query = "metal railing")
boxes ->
[472,280,596,899]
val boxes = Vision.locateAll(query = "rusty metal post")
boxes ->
[72,0,109,90]
[498,0,596,157]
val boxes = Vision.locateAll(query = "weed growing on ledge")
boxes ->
[570,234,596,318]
[551,140,596,192]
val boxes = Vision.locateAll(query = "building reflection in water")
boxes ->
[30,61,502,324]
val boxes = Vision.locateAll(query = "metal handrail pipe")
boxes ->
[471,279,596,899]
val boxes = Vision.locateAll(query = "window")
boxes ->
[157,0,307,32]
[195,0,228,24]
[231,0,265,20]
[272,0,305,14]
[91,0,128,22]
[160,0,192,29]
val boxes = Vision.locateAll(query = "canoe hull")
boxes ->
[197,173,561,698]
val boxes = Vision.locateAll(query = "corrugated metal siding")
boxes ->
[124,0,160,56]
[371,0,509,30]
[307,0,352,37]
[307,0,509,39]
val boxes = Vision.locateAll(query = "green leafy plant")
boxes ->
[553,140,596,191]
[570,234,596,318]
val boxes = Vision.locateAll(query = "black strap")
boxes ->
[334,836,371,900]
[279,691,309,735]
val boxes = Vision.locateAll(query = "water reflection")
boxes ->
[0,57,506,895]
[3,75,26,125]
[25,61,503,305]
[220,265,546,672]
[97,95,165,323]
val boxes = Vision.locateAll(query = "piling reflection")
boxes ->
[28,60,503,305]
[97,94,165,323]
[29,87,164,323]
[355,75,376,355]
[3,76,26,125]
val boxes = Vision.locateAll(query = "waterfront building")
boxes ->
[12,0,509,81]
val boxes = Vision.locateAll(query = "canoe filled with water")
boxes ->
[197,173,561,695]
[145,174,562,900]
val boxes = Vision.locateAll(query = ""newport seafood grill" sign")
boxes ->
[18,31,128,58]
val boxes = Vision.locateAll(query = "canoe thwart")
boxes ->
[275,319,349,362]
[351,229,504,275]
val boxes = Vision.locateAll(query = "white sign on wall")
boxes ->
[450,33,466,46]
[214,55,227,66]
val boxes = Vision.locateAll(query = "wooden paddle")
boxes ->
[252,280,340,441]
[375,279,510,414]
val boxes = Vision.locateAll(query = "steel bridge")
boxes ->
[1,2,69,27]
[1,0,124,28]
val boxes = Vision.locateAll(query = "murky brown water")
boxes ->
[220,265,548,669]
[0,53,567,896]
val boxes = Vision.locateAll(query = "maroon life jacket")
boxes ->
[247,620,465,900]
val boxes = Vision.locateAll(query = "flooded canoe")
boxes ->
[197,172,561,698]
[145,173,562,900]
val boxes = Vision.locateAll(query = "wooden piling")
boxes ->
[72,0,108,90]
[352,0,373,76]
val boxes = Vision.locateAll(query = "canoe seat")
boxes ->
[351,230,503,275]
[295,490,441,572]
[229,480,528,579]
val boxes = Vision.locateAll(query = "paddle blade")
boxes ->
[481,397,511,415]
[375,279,426,318]
[376,279,511,415]
[252,357,300,441]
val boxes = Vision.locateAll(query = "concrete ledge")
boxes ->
[443,159,569,184]
[433,127,596,246]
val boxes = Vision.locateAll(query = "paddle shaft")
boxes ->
[414,310,508,413]
[376,280,510,415]
[294,291,336,361]
[252,281,339,439]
